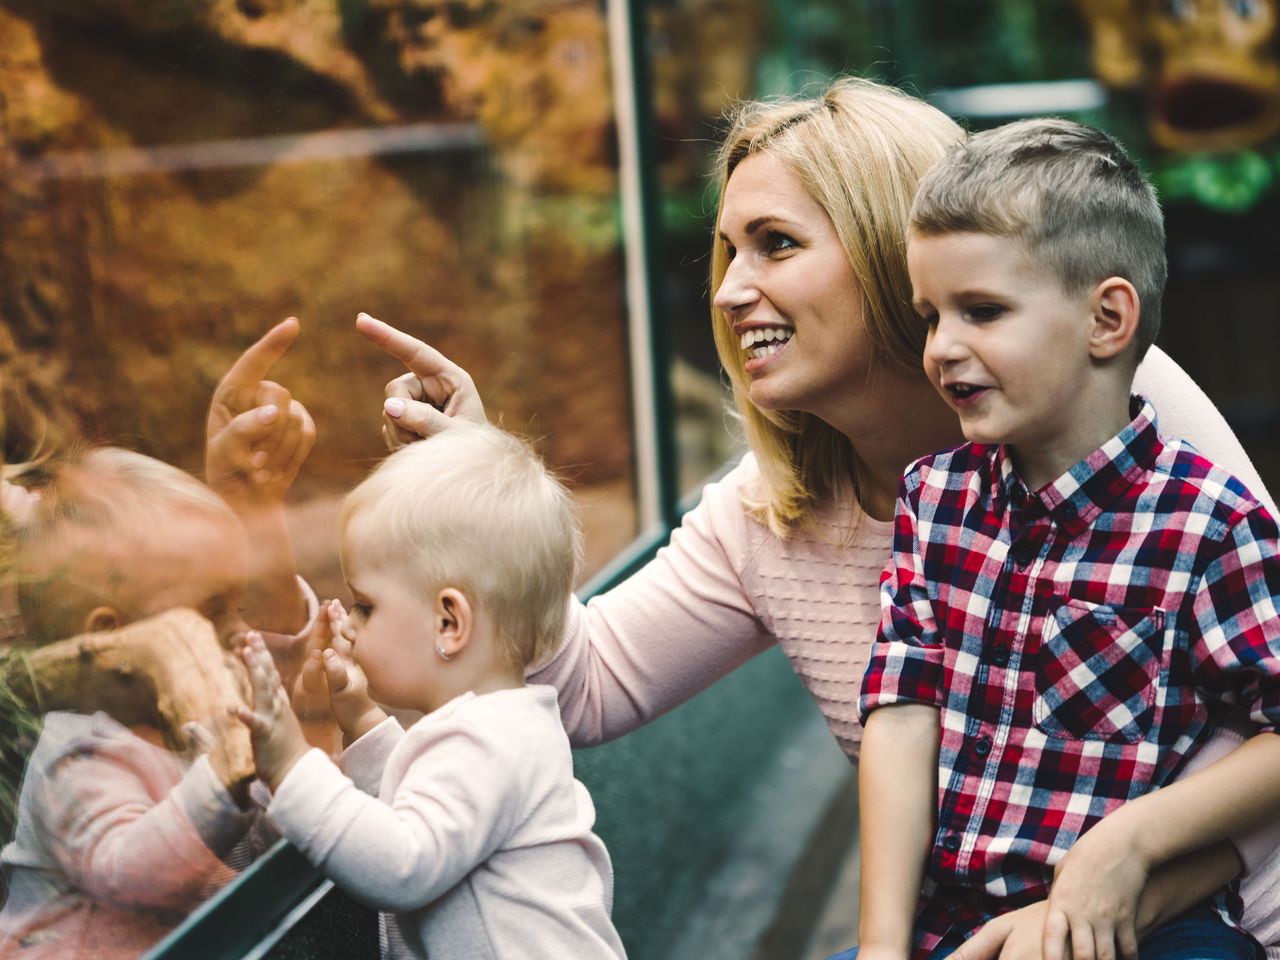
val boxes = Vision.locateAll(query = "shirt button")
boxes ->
[991,646,1009,666]
[1060,502,1078,521]
[974,736,992,757]
[942,833,961,852]
[1011,543,1035,567]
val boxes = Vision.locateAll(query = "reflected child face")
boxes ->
[103,511,252,646]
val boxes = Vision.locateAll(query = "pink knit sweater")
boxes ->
[530,345,1279,948]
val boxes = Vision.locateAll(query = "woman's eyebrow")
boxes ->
[719,215,801,241]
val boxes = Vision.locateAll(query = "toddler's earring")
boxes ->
[435,643,452,662]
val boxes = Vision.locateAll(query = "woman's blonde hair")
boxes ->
[339,424,581,672]
[710,77,964,535]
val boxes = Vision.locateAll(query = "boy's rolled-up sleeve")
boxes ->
[859,471,947,721]
[1189,503,1280,733]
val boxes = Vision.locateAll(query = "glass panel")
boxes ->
[0,2,639,955]
[653,0,889,496]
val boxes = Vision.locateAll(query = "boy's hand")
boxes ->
[1044,818,1147,960]
[951,901,1051,960]
[233,632,310,792]
[206,317,316,511]
[323,600,387,744]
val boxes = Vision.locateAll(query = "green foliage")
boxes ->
[1153,150,1280,213]
[0,652,42,848]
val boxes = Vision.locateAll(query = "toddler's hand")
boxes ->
[1044,820,1147,960]
[233,632,310,792]
[206,318,316,512]
[291,600,341,722]
[323,601,387,744]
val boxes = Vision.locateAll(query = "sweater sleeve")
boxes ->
[1136,346,1275,515]
[528,458,776,747]
[268,720,526,914]
[31,717,240,911]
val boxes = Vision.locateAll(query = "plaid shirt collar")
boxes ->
[984,395,1161,539]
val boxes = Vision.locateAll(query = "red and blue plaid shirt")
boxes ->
[860,398,1280,955]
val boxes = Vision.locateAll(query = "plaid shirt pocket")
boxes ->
[1034,599,1168,743]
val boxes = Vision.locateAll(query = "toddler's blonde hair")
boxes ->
[339,425,580,671]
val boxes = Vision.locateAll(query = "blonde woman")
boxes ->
[357,78,1278,957]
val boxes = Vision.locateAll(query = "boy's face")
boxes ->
[339,534,437,713]
[909,231,1102,469]
[105,511,251,646]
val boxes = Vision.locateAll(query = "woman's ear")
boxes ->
[1089,277,1141,361]
[434,588,473,660]
[83,606,122,635]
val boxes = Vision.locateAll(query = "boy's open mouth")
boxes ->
[740,326,794,360]
[945,382,990,402]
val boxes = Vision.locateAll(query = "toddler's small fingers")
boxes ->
[183,721,217,755]
[231,704,267,736]
[322,649,351,691]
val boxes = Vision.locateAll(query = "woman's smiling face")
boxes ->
[713,151,870,423]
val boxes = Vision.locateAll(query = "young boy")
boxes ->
[857,119,1280,960]
[235,423,627,960]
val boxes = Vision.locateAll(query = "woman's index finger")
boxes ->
[355,312,454,378]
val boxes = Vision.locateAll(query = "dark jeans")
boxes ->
[824,903,1262,960]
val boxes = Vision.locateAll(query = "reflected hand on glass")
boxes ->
[234,632,310,793]
[205,317,316,510]
[355,312,486,452]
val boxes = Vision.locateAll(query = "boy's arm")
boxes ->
[953,842,1242,960]
[205,318,315,634]
[859,703,940,958]
[858,471,948,958]
[1044,738,1280,960]
[1045,503,1280,960]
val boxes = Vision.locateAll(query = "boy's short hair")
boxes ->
[910,118,1167,361]
[339,424,581,671]
[16,447,235,647]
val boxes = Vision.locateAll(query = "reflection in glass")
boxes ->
[0,1,640,955]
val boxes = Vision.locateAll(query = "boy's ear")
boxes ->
[83,606,123,635]
[434,588,473,660]
[1088,277,1141,361]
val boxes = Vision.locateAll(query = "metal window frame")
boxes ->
[143,1,681,956]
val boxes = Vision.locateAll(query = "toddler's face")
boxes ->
[909,231,1097,457]
[339,535,437,713]
[114,512,251,646]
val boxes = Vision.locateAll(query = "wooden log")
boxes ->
[1,609,255,786]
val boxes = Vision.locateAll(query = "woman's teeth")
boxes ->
[740,327,794,359]
[949,384,981,398]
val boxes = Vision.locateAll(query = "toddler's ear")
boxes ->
[83,606,123,635]
[434,588,473,660]
[1089,277,1141,360]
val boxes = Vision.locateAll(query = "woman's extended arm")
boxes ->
[530,459,775,746]
[1136,345,1274,513]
